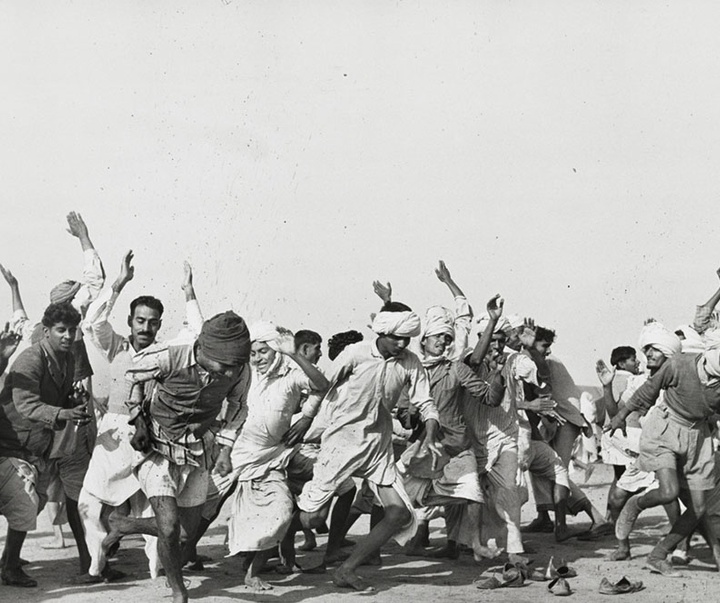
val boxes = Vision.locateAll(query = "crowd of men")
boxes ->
[1,213,720,602]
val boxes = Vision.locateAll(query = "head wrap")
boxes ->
[198,311,251,366]
[674,325,705,354]
[702,347,720,378]
[249,321,281,351]
[371,311,421,338]
[476,313,511,336]
[421,306,455,340]
[638,322,681,359]
[50,280,81,304]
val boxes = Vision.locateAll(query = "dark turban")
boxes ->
[198,311,251,366]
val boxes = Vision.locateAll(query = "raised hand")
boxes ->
[274,327,296,356]
[486,294,505,320]
[0,264,18,288]
[595,359,616,386]
[119,250,135,284]
[372,280,392,304]
[0,323,21,360]
[435,260,452,284]
[66,211,89,239]
[182,261,193,292]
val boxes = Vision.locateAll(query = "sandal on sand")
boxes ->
[548,576,572,596]
[599,576,644,594]
[474,571,525,590]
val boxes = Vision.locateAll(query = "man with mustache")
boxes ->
[77,252,202,582]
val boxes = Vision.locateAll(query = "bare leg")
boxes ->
[333,485,409,592]
[1,528,36,587]
[66,497,92,573]
[150,496,187,603]
[553,485,571,542]
[245,549,274,590]
[325,487,356,562]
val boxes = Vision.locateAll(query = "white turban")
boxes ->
[249,321,281,350]
[675,325,705,354]
[504,314,525,331]
[638,322,681,358]
[476,313,511,336]
[702,348,720,378]
[372,311,421,338]
[421,306,455,340]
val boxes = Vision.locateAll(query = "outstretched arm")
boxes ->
[372,280,392,305]
[182,261,204,337]
[0,264,26,316]
[468,294,504,366]
[436,260,472,358]
[694,266,720,334]
[435,260,464,298]
[276,329,329,393]
[67,212,105,310]
[595,359,618,418]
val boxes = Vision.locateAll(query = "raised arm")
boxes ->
[0,264,31,339]
[468,294,504,366]
[436,260,472,359]
[694,266,720,334]
[595,359,618,418]
[66,212,105,310]
[372,280,392,305]
[276,329,329,394]
[182,261,205,337]
[83,250,134,360]
[435,260,464,298]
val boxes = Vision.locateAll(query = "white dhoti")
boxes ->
[226,470,294,554]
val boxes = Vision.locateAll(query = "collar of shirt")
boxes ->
[40,338,69,382]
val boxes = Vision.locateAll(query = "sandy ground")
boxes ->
[1,464,717,603]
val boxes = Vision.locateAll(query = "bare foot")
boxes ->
[360,553,382,567]
[508,553,529,565]
[333,567,376,592]
[324,550,351,566]
[299,532,317,552]
[609,546,631,561]
[245,575,273,591]
[403,544,427,557]
[473,544,504,562]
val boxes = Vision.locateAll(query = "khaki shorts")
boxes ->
[638,406,715,491]
[0,457,40,532]
[135,452,209,508]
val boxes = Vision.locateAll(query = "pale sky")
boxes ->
[2,1,720,387]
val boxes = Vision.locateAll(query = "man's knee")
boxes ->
[384,503,411,526]
[656,482,680,504]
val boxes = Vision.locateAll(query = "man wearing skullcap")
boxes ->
[608,321,720,575]
[101,309,251,603]
[296,297,441,592]
[75,256,204,582]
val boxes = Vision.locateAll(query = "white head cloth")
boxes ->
[372,311,421,338]
[476,313,511,336]
[504,314,525,331]
[249,321,281,351]
[674,325,705,354]
[638,322,681,358]
[421,306,455,340]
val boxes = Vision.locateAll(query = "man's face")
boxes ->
[643,346,667,371]
[128,305,162,350]
[423,333,453,358]
[376,334,410,359]
[299,342,322,365]
[489,332,507,360]
[533,339,552,357]
[44,322,76,354]
[250,341,277,374]
[196,346,242,380]
[618,355,640,375]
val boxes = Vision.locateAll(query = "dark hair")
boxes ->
[610,346,636,368]
[41,302,81,328]
[328,330,364,360]
[381,301,412,313]
[535,326,556,344]
[295,330,322,348]
[130,296,164,317]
